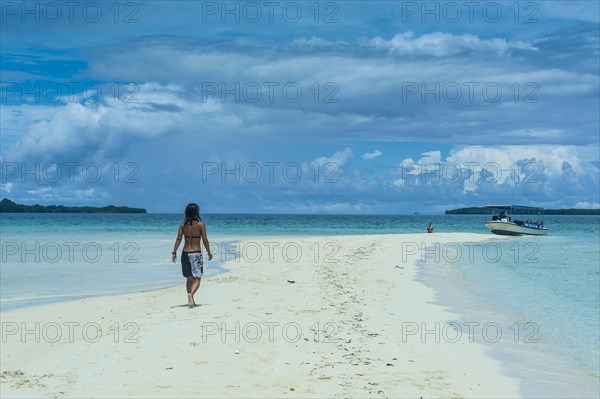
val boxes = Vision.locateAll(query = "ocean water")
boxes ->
[416,215,600,398]
[1,213,598,397]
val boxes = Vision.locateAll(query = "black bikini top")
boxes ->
[184,220,201,240]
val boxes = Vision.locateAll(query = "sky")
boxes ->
[1,0,599,213]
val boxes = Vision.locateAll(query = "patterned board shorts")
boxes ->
[181,251,204,278]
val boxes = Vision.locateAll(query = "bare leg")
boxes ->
[190,278,201,306]
[186,277,193,294]
[186,277,194,308]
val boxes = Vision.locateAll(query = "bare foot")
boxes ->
[187,294,194,308]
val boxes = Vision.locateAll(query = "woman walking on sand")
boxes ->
[172,203,213,308]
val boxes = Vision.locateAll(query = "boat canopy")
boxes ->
[485,205,545,211]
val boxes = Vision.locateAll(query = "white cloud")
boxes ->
[391,145,599,208]
[25,187,54,197]
[311,148,354,168]
[2,83,231,164]
[369,32,537,56]
[73,188,99,199]
[1,183,13,195]
[0,104,63,147]
[281,201,375,214]
[399,151,443,179]
[420,150,442,164]
[575,201,600,209]
[17,185,108,203]
[362,150,382,160]
[291,37,343,48]
[447,145,598,180]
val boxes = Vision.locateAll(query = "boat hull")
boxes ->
[484,221,548,236]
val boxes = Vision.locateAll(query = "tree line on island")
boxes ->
[0,198,146,213]
[445,207,599,215]
[1,198,597,215]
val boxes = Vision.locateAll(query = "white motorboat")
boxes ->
[484,205,549,236]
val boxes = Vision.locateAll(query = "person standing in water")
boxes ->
[172,203,213,308]
[427,222,434,233]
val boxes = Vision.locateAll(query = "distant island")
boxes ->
[0,198,146,213]
[446,207,600,215]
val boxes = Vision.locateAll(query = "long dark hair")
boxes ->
[184,203,201,225]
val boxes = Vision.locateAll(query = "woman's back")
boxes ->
[182,221,204,251]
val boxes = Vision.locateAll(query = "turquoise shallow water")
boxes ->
[1,213,598,397]
[415,216,599,398]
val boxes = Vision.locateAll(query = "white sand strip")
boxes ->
[1,233,520,398]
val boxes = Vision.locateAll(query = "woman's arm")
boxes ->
[201,222,213,260]
[172,224,184,263]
